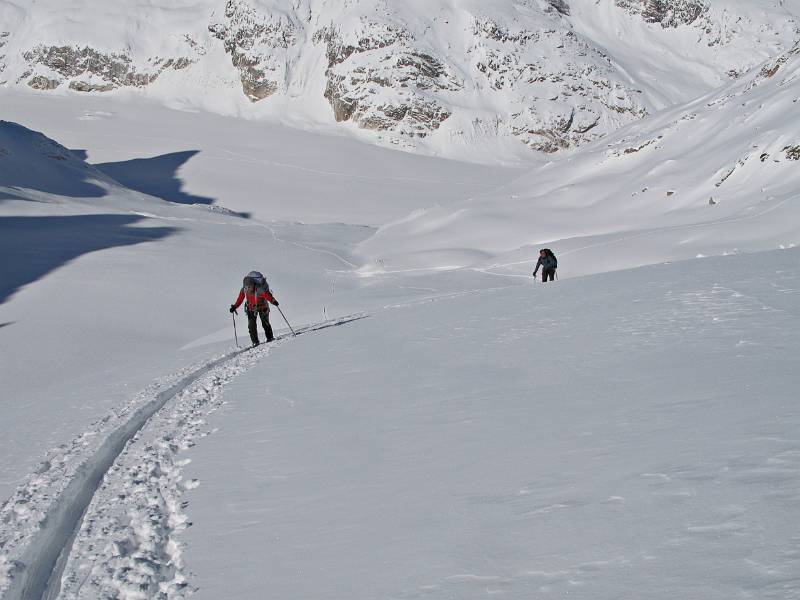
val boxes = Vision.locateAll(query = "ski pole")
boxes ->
[232,310,240,347]
[276,305,296,337]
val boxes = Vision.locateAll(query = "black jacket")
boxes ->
[534,254,557,273]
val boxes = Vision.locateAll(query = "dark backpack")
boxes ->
[542,248,558,269]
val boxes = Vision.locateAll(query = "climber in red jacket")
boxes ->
[230,271,279,345]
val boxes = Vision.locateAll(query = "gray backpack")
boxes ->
[243,271,270,309]
[243,270,269,291]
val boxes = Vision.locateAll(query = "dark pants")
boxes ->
[246,309,274,344]
[542,268,556,282]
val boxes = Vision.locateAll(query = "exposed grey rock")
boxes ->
[209,0,296,102]
[469,19,647,151]
[472,19,540,44]
[759,42,800,80]
[615,0,707,28]
[69,80,114,92]
[27,75,60,90]
[0,31,8,76]
[546,0,570,17]
[20,44,194,92]
[316,21,459,137]
[644,0,706,26]
[315,21,410,68]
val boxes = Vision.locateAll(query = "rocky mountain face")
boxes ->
[208,0,300,101]
[21,46,195,92]
[314,21,460,139]
[615,0,707,28]
[0,0,797,159]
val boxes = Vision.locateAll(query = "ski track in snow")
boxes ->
[260,223,360,270]
[0,316,365,600]
[218,148,501,187]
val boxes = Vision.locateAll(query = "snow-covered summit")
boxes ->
[1,0,797,160]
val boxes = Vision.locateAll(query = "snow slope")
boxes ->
[355,40,800,276]
[0,90,517,225]
[0,111,514,597]
[569,0,800,108]
[0,122,502,596]
[59,248,800,599]
[0,7,798,595]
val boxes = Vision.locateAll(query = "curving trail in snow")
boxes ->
[0,316,365,600]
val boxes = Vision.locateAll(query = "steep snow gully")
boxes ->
[0,316,365,600]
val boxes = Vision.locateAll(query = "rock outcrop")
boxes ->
[466,16,647,152]
[18,45,194,92]
[0,31,8,80]
[616,0,707,28]
[208,0,298,101]
[315,21,459,137]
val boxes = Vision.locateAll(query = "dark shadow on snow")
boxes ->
[95,151,216,206]
[0,214,177,306]
[0,122,107,203]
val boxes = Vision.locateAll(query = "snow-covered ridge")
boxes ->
[1,0,797,160]
[0,120,116,200]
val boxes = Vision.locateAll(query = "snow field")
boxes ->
[180,249,800,599]
[0,19,798,595]
[0,92,513,511]
[0,90,521,225]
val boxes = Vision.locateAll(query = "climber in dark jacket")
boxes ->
[533,248,558,282]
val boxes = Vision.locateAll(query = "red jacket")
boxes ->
[233,287,277,311]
